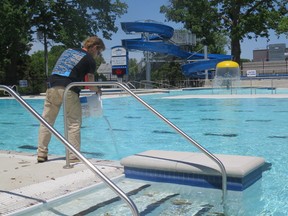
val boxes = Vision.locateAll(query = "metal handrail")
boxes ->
[139,80,177,89]
[0,85,139,216]
[125,82,136,89]
[1,85,18,96]
[63,82,227,203]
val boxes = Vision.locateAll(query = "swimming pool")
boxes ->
[1,89,288,215]
[14,176,264,215]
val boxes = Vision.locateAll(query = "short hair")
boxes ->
[83,36,105,51]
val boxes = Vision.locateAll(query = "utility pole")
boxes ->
[204,45,209,86]
[143,32,151,88]
[285,53,288,74]
[44,30,48,77]
[37,29,49,78]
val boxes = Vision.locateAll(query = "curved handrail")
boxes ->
[125,82,136,89]
[0,85,139,216]
[63,82,227,203]
[1,85,18,96]
[139,80,177,89]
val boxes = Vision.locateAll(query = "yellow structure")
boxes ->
[214,60,240,88]
[215,60,240,78]
[216,60,239,69]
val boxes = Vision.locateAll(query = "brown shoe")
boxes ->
[69,158,80,163]
[37,156,48,163]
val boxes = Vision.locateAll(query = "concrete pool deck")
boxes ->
[162,93,288,99]
[0,150,124,215]
[3,93,288,101]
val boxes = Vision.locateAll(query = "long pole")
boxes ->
[204,46,209,86]
[44,30,48,77]
[285,58,288,74]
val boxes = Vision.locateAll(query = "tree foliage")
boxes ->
[128,58,138,80]
[29,0,128,47]
[160,0,288,63]
[23,50,47,94]
[0,0,32,84]
[0,0,127,86]
[277,16,288,37]
[152,62,184,87]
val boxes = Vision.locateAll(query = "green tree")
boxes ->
[152,62,184,87]
[29,0,128,47]
[128,58,138,81]
[191,32,228,57]
[23,50,46,94]
[0,0,32,85]
[277,16,288,37]
[1,0,127,87]
[160,0,288,64]
[94,54,107,81]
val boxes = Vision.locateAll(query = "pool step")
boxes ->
[16,179,149,215]
[121,150,266,191]
[98,192,218,216]
[15,178,223,216]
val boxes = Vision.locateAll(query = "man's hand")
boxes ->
[96,86,102,95]
[87,73,101,95]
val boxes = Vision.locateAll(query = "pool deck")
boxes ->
[163,93,288,99]
[1,87,288,100]
[0,150,124,215]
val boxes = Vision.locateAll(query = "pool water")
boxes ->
[184,87,287,95]
[1,89,288,215]
[16,176,264,216]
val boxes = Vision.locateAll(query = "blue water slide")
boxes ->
[121,21,174,39]
[182,59,223,77]
[122,39,191,59]
[121,21,231,77]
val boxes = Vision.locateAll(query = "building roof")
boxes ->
[97,63,112,74]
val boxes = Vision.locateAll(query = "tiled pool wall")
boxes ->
[123,166,263,191]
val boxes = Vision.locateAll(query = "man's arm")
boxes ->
[87,73,102,95]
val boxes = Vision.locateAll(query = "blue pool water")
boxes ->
[1,89,288,215]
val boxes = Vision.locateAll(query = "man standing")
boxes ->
[37,36,105,163]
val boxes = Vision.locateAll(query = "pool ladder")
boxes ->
[0,84,139,215]
[1,83,227,215]
[63,82,227,203]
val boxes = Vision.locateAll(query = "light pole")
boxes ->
[285,57,288,74]
[284,53,288,75]
[37,29,49,78]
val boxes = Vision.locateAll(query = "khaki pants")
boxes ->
[38,86,82,159]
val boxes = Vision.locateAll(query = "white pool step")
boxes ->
[120,150,266,191]
[14,179,148,215]
[14,178,222,216]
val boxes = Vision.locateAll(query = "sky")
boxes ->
[32,0,288,62]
